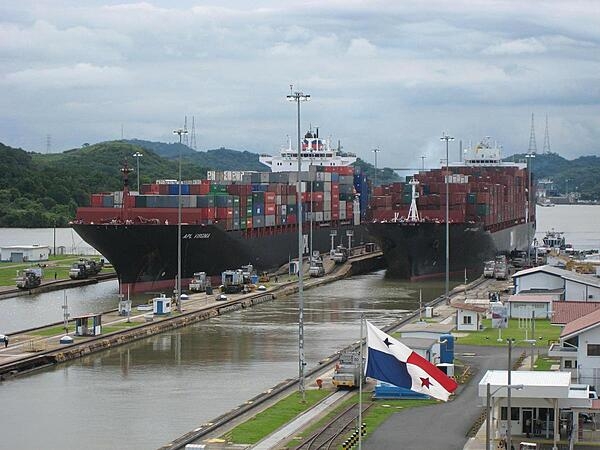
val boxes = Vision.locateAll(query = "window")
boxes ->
[500,407,520,421]
[588,344,600,356]
[463,315,472,325]
[565,360,573,368]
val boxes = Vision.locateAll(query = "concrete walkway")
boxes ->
[250,391,348,450]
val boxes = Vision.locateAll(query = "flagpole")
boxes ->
[358,313,365,450]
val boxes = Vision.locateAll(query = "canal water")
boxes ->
[0,204,598,449]
[0,272,446,450]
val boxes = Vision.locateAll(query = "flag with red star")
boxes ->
[365,320,458,401]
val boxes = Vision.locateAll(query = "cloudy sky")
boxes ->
[1,1,599,168]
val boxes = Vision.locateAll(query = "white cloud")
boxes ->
[483,38,547,56]
[3,63,132,89]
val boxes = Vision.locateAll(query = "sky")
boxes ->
[1,0,599,169]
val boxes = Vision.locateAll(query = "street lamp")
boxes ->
[486,382,524,450]
[133,151,143,193]
[287,85,310,401]
[173,128,188,313]
[525,153,535,266]
[372,148,381,186]
[440,133,454,305]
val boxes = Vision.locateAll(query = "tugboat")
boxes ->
[538,229,566,253]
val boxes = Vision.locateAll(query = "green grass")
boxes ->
[0,255,113,286]
[30,325,73,336]
[453,319,560,347]
[534,356,560,371]
[223,390,330,444]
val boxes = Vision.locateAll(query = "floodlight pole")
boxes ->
[287,85,310,401]
[440,133,454,305]
[133,151,143,193]
[173,128,188,313]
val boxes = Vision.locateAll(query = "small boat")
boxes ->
[538,198,555,207]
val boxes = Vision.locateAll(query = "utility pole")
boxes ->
[440,132,454,305]
[287,85,310,401]
[173,127,188,313]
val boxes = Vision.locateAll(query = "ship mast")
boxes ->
[120,160,133,222]
[406,178,420,222]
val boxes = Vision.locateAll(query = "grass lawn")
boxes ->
[534,356,560,371]
[453,318,560,347]
[223,390,330,444]
[0,255,113,286]
[30,325,74,337]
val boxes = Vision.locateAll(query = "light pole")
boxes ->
[486,382,524,450]
[173,128,188,313]
[372,148,380,186]
[440,133,454,304]
[287,85,310,401]
[421,155,426,171]
[525,153,535,266]
[133,151,143,193]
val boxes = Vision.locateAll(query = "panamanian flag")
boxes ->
[365,320,458,401]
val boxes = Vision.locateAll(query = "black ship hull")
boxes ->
[366,221,534,280]
[73,223,368,293]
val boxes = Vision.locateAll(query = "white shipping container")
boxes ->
[340,209,347,220]
[323,211,331,221]
[315,212,324,222]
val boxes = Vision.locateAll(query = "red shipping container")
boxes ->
[91,194,103,207]
[265,204,276,215]
[265,192,276,204]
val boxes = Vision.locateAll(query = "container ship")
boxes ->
[367,137,535,280]
[72,130,369,294]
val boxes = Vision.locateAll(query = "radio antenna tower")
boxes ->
[183,116,189,147]
[528,113,537,154]
[190,116,197,150]
[46,134,51,154]
[543,114,551,154]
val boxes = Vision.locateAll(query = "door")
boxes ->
[522,409,533,437]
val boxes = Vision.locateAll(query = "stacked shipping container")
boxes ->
[370,165,533,231]
[84,166,363,231]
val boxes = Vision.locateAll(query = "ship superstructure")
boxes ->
[259,129,357,172]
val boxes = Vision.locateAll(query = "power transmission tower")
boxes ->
[46,134,51,154]
[528,113,537,154]
[190,116,197,150]
[543,114,551,154]
[183,116,189,147]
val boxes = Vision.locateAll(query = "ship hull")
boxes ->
[366,221,534,280]
[73,223,367,293]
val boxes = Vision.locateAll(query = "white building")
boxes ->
[506,294,553,319]
[548,308,600,387]
[452,302,487,331]
[512,265,568,297]
[562,271,600,302]
[513,265,600,302]
[478,370,595,446]
[0,245,49,262]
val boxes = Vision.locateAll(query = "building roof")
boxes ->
[479,370,572,399]
[561,308,600,339]
[517,288,564,295]
[0,245,49,250]
[507,294,554,304]
[398,337,438,351]
[552,301,600,325]
[562,271,600,288]
[398,322,455,334]
[452,302,487,313]
[512,264,572,279]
